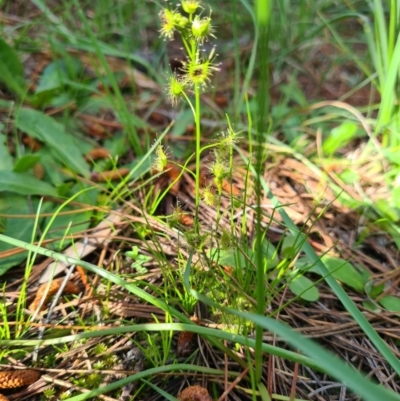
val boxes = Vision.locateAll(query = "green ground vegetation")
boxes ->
[0,1,400,400]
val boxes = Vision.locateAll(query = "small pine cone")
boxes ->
[178,385,213,401]
[177,331,195,356]
[0,370,40,389]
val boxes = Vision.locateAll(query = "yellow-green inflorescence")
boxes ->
[158,1,240,245]
[181,0,201,15]
[153,143,168,173]
[159,1,218,103]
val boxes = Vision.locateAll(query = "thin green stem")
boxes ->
[214,186,222,234]
[180,34,192,58]
[194,82,201,232]
[255,0,272,385]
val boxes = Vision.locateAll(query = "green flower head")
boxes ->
[159,9,188,40]
[191,15,214,43]
[166,73,187,105]
[181,0,202,14]
[183,47,219,88]
[159,9,177,40]
[202,184,216,206]
[153,144,168,172]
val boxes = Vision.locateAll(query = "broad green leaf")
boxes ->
[375,198,399,222]
[209,248,249,270]
[0,133,14,170]
[294,257,317,272]
[0,99,15,108]
[323,121,360,154]
[47,92,77,108]
[208,239,279,271]
[37,148,66,187]
[281,234,305,258]
[0,171,57,196]
[289,275,319,302]
[32,58,85,107]
[30,90,60,108]
[15,108,89,177]
[35,59,77,94]
[0,195,39,274]
[0,37,26,97]
[367,281,385,298]
[362,301,381,313]
[379,295,400,313]
[359,265,384,299]
[321,256,365,293]
[13,155,41,172]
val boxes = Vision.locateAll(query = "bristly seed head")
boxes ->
[210,159,228,191]
[182,47,219,88]
[181,0,202,14]
[202,184,216,206]
[191,14,214,43]
[159,9,188,40]
[159,8,177,40]
[166,73,187,105]
[153,144,168,172]
[174,13,189,29]
[217,128,241,159]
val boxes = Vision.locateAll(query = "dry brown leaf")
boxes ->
[22,136,41,151]
[33,163,45,179]
[178,213,194,227]
[91,168,130,182]
[80,120,110,138]
[221,178,240,197]
[85,147,111,161]
[152,162,182,195]
[29,278,81,312]
[165,163,181,196]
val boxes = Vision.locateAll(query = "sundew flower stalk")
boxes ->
[159,0,219,231]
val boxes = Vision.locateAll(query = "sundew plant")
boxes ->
[157,0,240,237]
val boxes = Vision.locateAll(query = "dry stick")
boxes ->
[289,362,299,401]
[223,340,228,401]
[217,366,250,401]
[79,243,108,318]
[266,352,274,398]
[31,238,88,362]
